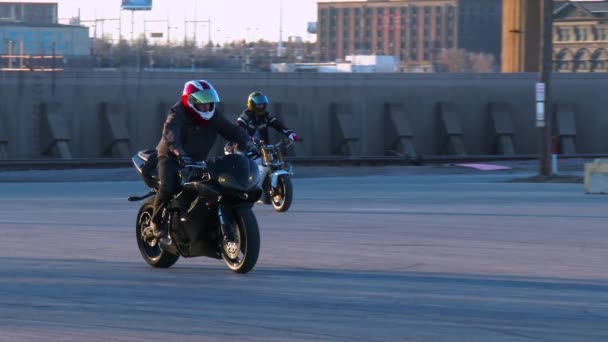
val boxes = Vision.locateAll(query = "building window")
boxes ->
[591,27,599,41]
[557,60,570,72]
[591,52,605,72]
[563,29,571,41]
[574,49,590,71]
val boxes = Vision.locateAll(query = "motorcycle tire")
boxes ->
[271,175,293,212]
[222,207,260,274]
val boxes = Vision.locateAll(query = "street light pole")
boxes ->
[537,0,553,177]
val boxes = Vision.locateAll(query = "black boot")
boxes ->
[151,222,172,245]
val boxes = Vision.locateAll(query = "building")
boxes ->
[317,0,458,72]
[553,0,608,72]
[271,54,400,73]
[457,0,502,61]
[1,22,90,56]
[0,2,90,70]
[502,0,608,73]
[501,0,544,72]
[0,2,58,24]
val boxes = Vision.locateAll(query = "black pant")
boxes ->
[151,156,180,227]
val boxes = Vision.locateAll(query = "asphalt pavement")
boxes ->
[0,159,606,341]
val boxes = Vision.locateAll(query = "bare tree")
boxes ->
[435,48,469,72]
[469,52,496,72]
[81,35,318,70]
[435,48,497,73]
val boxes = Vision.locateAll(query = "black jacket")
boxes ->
[236,109,293,143]
[156,101,250,161]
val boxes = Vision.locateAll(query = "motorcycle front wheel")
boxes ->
[271,175,293,212]
[222,207,260,274]
[135,198,180,268]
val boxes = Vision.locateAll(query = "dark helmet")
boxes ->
[247,91,269,115]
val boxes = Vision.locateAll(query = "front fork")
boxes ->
[217,200,229,236]
[217,197,236,240]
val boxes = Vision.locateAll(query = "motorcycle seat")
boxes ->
[137,149,159,182]
[137,149,157,163]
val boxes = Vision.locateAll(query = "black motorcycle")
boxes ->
[128,150,262,273]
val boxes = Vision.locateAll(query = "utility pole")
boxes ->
[185,18,211,47]
[167,15,171,45]
[278,0,283,57]
[537,0,553,176]
[131,10,135,43]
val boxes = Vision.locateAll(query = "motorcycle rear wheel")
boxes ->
[136,198,180,268]
[222,207,260,274]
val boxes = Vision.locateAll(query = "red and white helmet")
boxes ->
[181,80,220,120]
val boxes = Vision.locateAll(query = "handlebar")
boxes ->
[182,161,207,169]
[253,138,296,149]
[179,160,210,184]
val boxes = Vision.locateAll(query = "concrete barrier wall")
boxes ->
[0,71,606,159]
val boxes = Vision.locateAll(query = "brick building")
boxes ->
[317,0,458,72]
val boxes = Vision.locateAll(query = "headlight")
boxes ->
[218,175,231,185]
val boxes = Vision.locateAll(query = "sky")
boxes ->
[5,0,604,44]
[4,0,325,44]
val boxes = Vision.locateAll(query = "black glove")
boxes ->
[178,154,193,168]
[245,144,260,159]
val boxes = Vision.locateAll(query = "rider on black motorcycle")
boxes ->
[152,80,257,245]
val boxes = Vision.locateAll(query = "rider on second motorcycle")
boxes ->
[236,91,297,144]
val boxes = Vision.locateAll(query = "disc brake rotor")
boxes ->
[224,241,239,258]
[223,228,242,259]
